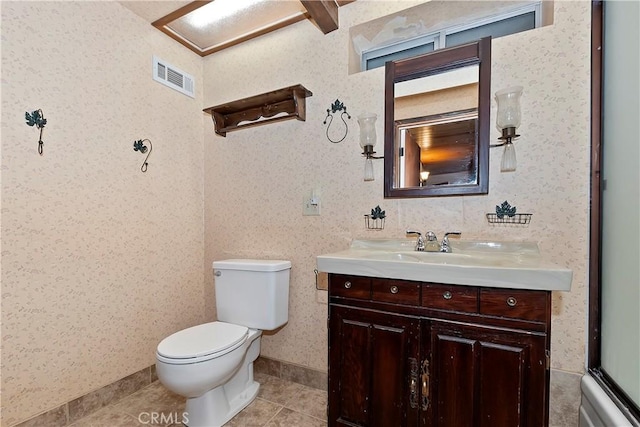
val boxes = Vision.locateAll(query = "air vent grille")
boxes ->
[167,68,183,87]
[152,56,195,98]
[157,63,166,79]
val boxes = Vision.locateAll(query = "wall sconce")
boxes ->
[357,113,382,181]
[420,171,430,186]
[493,86,523,172]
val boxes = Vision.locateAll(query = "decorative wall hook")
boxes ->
[133,139,152,172]
[323,99,351,143]
[25,109,47,155]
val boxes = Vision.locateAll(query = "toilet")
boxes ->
[156,259,291,427]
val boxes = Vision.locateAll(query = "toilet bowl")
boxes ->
[156,322,262,426]
[155,259,290,427]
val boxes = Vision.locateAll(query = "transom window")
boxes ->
[361,3,542,71]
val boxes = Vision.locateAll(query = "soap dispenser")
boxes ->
[425,231,440,252]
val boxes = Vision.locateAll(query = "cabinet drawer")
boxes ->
[371,279,421,305]
[329,274,371,299]
[422,284,478,312]
[480,288,549,322]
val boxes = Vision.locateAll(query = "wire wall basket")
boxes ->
[486,213,532,225]
[365,215,385,230]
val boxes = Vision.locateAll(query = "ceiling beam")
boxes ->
[301,0,339,34]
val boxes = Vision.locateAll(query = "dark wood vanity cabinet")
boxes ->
[328,274,551,427]
[329,306,420,426]
[424,321,547,427]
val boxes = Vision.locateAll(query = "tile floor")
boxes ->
[68,372,327,427]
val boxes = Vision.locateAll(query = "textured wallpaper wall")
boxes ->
[0,1,592,425]
[202,0,590,377]
[1,2,205,425]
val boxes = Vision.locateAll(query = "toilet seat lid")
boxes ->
[157,321,248,360]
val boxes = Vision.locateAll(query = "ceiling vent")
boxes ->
[152,56,195,98]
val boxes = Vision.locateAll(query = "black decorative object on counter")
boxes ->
[25,109,47,155]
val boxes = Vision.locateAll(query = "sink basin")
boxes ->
[362,252,424,262]
[362,251,473,264]
[317,239,572,291]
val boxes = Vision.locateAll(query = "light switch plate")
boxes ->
[303,191,321,216]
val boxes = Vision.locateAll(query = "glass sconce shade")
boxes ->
[495,86,523,130]
[501,142,517,172]
[364,158,375,181]
[358,113,378,181]
[357,113,377,150]
[495,86,522,172]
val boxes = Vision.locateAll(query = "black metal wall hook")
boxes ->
[133,139,152,172]
[25,109,47,155]
[323,99,351,143]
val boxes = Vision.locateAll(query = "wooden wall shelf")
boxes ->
[203,84,313,137]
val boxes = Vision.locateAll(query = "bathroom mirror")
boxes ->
[384,37,491,197]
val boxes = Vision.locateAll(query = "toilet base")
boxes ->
[184,380,259,427]
[182,330,262,427]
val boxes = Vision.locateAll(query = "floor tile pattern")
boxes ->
[67,373,327,427]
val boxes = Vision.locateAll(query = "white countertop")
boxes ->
[316,239,572,291]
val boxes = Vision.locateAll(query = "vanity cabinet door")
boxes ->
[423,321,548,427]
[329,305,420,427]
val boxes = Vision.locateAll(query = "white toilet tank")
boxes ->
[212,259,291,330]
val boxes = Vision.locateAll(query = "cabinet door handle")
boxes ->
[443,290,453,300]
[344,281,352,289]
[409,357,418,409]
[390,285,399,294]
[506,296,517,307]
[421,359,430,411]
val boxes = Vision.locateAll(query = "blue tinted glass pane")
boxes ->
[445,12,535,47]
[366,42,435,70]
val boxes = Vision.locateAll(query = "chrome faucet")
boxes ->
[406,230,426,251]
[440,232,462,253]
[408,230,462,252]
[424,231,441,252]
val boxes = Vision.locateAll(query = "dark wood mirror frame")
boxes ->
[384,37,492,198]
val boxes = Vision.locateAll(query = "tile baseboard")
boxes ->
[15,358,324,426]
[14,366,155,427]
[14,360,578,426]
[255,356,328,391]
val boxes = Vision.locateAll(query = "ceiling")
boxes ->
[120,0,354,56]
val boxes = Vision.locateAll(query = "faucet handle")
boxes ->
[406,230,426,251]
[440,232,461,253]
[443,232,461,242]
